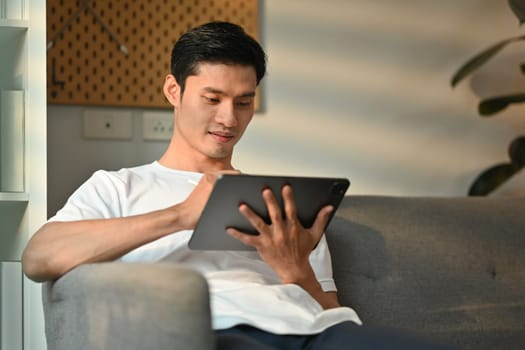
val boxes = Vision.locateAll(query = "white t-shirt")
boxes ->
[49,161,361,334]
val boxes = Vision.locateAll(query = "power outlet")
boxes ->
[142,112,174,141]
[83,110,133,140]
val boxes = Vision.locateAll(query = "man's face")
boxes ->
[168,63,257,165]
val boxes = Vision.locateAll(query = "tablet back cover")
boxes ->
[189,174,349,250]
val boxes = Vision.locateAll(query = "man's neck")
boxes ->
[158,147,235,173]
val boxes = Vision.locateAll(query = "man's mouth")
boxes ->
[208,131,235,143]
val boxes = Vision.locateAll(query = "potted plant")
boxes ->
[451,0,525,195]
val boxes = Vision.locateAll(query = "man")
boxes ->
[23,22,451,350]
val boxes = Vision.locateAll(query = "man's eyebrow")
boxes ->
[239,91,256,98]
[202,87,256,98]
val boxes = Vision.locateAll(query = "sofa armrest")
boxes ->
[42,263,214,350]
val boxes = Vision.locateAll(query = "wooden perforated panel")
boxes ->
[46,0,259,109]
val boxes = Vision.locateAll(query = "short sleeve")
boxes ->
[48,170,123,222]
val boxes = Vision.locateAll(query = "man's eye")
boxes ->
[205,97,220,103]
[236,100,253,107]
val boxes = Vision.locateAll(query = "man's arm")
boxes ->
[23,208,182,282]
[226,185,341,309]
[22,173,220,282]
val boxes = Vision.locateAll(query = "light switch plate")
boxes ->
[83,109,133,140]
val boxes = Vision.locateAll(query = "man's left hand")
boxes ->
[226,185,333,284]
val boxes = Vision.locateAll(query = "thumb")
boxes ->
[226,228,259,248]
[203,169,240,184]
[311,205,334,241]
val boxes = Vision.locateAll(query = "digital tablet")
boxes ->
[188,174,350,250]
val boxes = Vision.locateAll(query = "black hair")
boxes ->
[170,21,267,94]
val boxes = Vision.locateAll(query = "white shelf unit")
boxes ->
[0,19,28,28]
[0,1,47,350]
[0,192,29,201]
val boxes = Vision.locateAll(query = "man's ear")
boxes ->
[163,74,181,107]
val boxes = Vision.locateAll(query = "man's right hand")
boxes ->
[176,170,240,230]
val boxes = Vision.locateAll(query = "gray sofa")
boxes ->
[42,196,525,349]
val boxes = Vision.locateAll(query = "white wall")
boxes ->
[48,0,525,216]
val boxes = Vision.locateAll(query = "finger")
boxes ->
[310,205,334,240]
[203,170,240,186]
[238,203,270,234]
[282,185,298,221]
[226,228,260,248]
[199,173,218,187]
[262,188,283,225]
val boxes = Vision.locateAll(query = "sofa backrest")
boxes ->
[326,196,525,350]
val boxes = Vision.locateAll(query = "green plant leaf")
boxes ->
[509,135,525,167]
[478,93,525,116]
[509,0,525,25]
[451,35,525,87]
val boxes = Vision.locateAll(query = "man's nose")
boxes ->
[215,102,237,127]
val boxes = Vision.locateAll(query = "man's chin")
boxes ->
[206,146,233,160]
